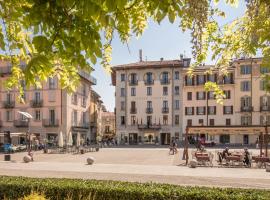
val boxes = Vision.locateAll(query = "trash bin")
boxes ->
[4,154,11,161]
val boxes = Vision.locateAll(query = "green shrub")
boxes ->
[0,176,269,200]
[19,192,47,200]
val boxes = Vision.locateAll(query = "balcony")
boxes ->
[260,105,270,112]
[30,99,43,108]
[144,80,154,85]
[160,79,170,85]
[129,80,138,86]
[3,101,15,108]
[130,108,137,114]
[72,122,89,129]
[138,124,161,130]
[14,120,29,127]
[240,106,253,112]
[162,107,169,113]
[146,108,153,114]
[43,119,59,127]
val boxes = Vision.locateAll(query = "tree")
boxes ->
[0,0,268,100]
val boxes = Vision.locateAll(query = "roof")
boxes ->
[111,58,191,85]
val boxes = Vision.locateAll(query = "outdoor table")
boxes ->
[226,155,241,161]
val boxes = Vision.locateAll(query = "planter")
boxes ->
[86,157,95,165]
[266,163,270,172]
[4,154,10,161]
[43,149,48,153]
[23,155,31,163]
[95,147,99,152]
[80,149,85,154]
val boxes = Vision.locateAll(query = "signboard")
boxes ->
[187,126,265,135]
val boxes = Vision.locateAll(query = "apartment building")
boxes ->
[112,56,191,145]
[0,60,96,146]
[182,65,236,144]
[183,57,268,145]
[101,112,116,139]
[89,90,105,143]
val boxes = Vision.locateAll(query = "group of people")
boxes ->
[218,147,251,167]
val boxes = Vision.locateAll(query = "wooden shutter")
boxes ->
[192,107,194,115]
[196,92,199,100]
[203,75,206,84]
[203,107,206,115]
[228,90,231,99]
[223,106,225,114]
[241,97,245,107]
[231,106,233,114]
[214,106,216,115]
[203,92,206,100]
[185,75,187,85]
[196,107,199,115]
[192,76,195,85]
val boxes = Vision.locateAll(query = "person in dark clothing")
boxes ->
[218,147,231,164]
[243,148,251,167]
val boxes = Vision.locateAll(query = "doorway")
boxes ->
[243,134,249,145]
[129,133,138,145]
[160,133,171,145]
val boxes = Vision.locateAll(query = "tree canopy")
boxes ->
[0,0,269,100]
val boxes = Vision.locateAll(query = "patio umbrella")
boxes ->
[58,131,64,148]
[68,131,73,146]
[76,132,81,147]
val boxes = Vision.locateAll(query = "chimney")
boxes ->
[160,57,164,61]
[180,54,183,60]
[139,49,142,62]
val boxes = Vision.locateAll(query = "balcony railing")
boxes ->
[72,123,89,129]
[162,107,169,113]
[130,108,137,114]
[14,120,29,127]
[260,105,270,112]
[43,119,59,127]
[129,80,138,86]
[3,101,15,108]
[144,80,154,85]
[30,99,43,108]
[160,79,170,85]
[240,106,253,112]
[146,108,153,114]
[138,124,161,130]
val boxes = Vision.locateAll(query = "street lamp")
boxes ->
[18,111,33,154]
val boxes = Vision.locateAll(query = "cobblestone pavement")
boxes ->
[0,148,269,189]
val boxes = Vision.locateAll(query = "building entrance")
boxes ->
[129,133,138,145]
[143,133,155,144]
[160,133,171,145]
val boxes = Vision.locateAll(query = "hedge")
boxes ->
[0,176,269,200]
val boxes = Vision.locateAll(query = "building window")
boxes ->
[105,126,110,133]
[121,116,125,125]
[240,65,251,74]
[175,115,179,125]
[187,92,192,100]
[163,115,168,125]
[35,110,41,121]
[163,87,168,95]
[131,87,136,96]
[72,93,78,105]
[185,76,194,86]
[260,115,270,125]
[208,91,215,100]
[131,101,136,113]
[226,118,231,126]
[147,116,152,125]
[121,74,125,81]
[241,96,252,108]
[223,106,233,114]
[224,73,233,84]
[34,92,41,101]
[260,66,270,74]
[198,119,204,125]
[6,110,12,121]
[49,77,56,89]
[49,109,56,124]
[120,88,125,97]
[175,100,180,110]
[224,90,231,99]
[185,107,194,115]
[208,106,216,115]
[174,86,179,95]
[82,112,86,125]
[175,71,179,80]
[81,97,86,107]
[261,96,270,108]
[187,119,192,126]
[241,116,251,125]
[72,110,77,126]
[260,80,266,91]
[197,107,206,115]
[161,72,169,84]
[196,91,206,100]
[131,116,136,125]
[145,72,153,84]
[147,101,152,109]
[209,119,215,126]
[208,74,216,82]
[130,73,138,85]
[147,87,152,96]
[120,101,125,111]
[197,75,205,85]
[241,81,251,91]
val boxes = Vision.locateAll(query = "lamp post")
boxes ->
[18,111,33,155]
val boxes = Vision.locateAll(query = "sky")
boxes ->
[92,1,247,112]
